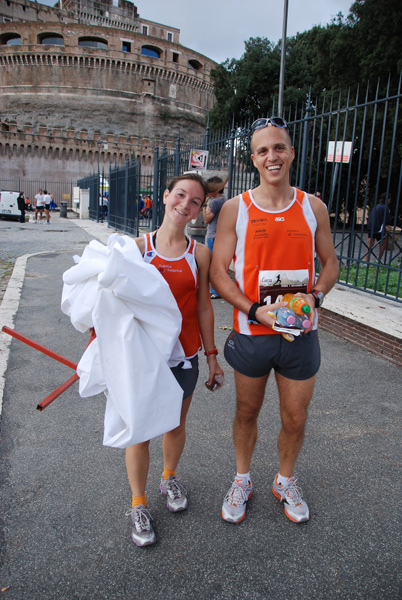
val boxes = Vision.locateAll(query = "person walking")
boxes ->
[210,116,339,525]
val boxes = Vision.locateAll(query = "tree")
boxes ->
[210,0,402,130]
[210,37,281,129]
[348,0,402,86]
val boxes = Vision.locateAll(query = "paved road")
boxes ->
[0,215,401,599]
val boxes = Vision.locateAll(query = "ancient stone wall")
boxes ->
[0,0,216,182]
[0,119,180,182]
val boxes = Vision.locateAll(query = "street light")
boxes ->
[278,0,289,117]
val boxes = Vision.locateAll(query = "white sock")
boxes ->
[277,472,290,486]
[235,472,251,487]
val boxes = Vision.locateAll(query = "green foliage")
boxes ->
[210,0,402,129]
[339,262,402,298]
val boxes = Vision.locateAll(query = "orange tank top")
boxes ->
[233,188,317,335]
[143,232,201,357]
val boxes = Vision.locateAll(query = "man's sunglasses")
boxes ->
[251,116,288,133]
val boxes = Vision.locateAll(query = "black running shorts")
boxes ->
[224,330,320,380]
[171,355,199,399]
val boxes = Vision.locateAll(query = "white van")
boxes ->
[0,191,21,219]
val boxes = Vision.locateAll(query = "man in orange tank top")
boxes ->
[210,117,339,525]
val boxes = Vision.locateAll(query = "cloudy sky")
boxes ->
[139,0,354,63]
[39,0,354,64]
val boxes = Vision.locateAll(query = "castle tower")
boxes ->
[0,0,216,181]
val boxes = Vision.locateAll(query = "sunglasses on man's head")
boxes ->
[251,117,288,133]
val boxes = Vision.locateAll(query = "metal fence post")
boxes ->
[96,162,100,223]
[298,96,311,191]
[152,145,159,232]
[100,168,104,223]
[174,132,181,177]
[205,115,210,151]
[228,117,236,200]
[124,156,129,233]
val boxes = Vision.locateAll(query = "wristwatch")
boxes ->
[310,289,325,308]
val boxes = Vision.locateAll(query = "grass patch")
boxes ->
[339,261,402,299]
[0,258,15,302]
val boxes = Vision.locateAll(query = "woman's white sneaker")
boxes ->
[160,476,188,512]
[126,505,156,546]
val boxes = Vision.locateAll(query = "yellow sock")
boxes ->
[132,494,147,508]
[162,467,176,480]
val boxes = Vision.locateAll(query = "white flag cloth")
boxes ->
[61,234,185,448]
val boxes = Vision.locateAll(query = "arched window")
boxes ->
[188,59,202,71]
[141,45,161,59]
[78,37,108,50]
[0,33,21,46]
[38,33,64,45]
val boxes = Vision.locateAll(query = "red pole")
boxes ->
[2,326,77,370]
[2,326,97,410]
[37,373,79,411]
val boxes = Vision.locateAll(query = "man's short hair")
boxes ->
[250,125,292,153]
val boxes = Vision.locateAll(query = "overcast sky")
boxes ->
[39,0,354,64]
[139,0,354,63]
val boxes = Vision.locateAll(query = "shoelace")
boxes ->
[281,477,304,506]
[164,478,187,500]
[225,482,249,507]
[125,506,153,532]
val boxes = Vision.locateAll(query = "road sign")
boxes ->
[188,149,209,171]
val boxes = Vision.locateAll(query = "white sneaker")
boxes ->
[272,474,310,523]
[221,480,253,523]
[126,505,156,546]
[160,476,188,512]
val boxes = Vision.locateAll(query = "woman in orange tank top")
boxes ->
[126,173,224,547]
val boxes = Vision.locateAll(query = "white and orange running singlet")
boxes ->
[143,232,201,357]
[233,188,317,336]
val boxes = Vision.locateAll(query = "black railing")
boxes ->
[10,76,401,301]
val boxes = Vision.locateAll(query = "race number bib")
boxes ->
[258,269,309,305]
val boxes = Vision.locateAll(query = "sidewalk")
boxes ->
[0,215,401,599]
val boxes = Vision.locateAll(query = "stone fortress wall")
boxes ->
[0,0,217,182]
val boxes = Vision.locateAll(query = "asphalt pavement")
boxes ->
[0,214,401,600]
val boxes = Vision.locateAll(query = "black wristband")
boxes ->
[248,302,261,323]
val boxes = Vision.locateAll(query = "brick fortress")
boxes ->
[0,0,217,181]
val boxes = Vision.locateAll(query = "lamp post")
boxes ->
[278,0,289,117]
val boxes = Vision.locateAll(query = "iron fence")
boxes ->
[77,159,141,235]
[148,76,402,302]
[7,77,401,302]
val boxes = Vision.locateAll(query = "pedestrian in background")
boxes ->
[34,188,45,223]
[366,192,392,262]
[43,190,52,225]
[17,192,27,224]
[203,175,228,299]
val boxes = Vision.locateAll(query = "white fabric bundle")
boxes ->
[61,234,185,448]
